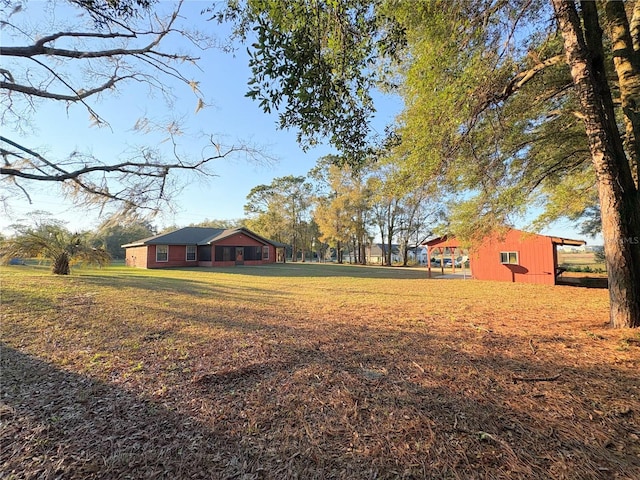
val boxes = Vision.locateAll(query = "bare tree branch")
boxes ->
[0,0,200,117]
[0,74,131,101]
[0,0,248,217]
[1,132,270,215]
[0,135,246,182]
[0,7,183,59]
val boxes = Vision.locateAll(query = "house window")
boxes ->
[262,246,269,260]
[186,245,197,261]
[500,251,519,265]
[156,245,168,262]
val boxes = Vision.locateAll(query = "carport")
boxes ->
[423,236,469,278]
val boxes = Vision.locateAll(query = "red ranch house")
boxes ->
[122,227,286,268]
[424,229,586,285]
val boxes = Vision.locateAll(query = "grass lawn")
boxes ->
[1,263,639,479]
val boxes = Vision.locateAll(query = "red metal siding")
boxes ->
[472,230,556,285]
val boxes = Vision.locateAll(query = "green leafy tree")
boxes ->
[551,0,640,326]
[3,221,110,274]
[226,0,640,327]
[245,175,313,260]
[369,169,402,266]
[310,157,373,264]
[309,157,349,263]
[395,189,441,267]
[391,0,640,326]
[368,159,441,266]
[190,219,244,229]
[215,0,401,165]
[91,217,156,259]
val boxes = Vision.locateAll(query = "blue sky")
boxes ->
[1,1,594,243]
[1,1,404,233]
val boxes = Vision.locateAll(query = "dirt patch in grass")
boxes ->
[1,264,639,479]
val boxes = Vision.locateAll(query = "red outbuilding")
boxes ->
[122,226,286,269]
[424,229,585,285]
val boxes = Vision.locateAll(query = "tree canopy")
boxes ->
[90,216,156,259]
[215,0,404,165]
[223,0,640,327]
[244,175,314,260]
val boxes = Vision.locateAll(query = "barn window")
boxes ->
[500,251,519,265]
[156,245,168,262]
[262,246,269,260]
[186,245,197,261]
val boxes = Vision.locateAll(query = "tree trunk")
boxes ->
[552,0,640,327]
[605,1,640,189]
[386,217,394,266]
[402,239,409,266]
[52,252,71,275]
[379,226,386,266]
[631,0,640,53]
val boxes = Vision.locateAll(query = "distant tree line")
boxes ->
[243,155,443,265]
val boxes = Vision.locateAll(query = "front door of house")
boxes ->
[235,247,244,265]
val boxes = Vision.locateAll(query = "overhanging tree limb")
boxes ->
[0,0,247,217]
[1,131,266,214]
[471,54,565,119]
[0,75,128,101]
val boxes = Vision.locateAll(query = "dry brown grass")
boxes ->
[1,263,639,479]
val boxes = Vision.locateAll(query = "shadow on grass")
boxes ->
[70,263,431,300]
[0,287,61,313]
[2,316,639,480]
[557,276,608,289]
[131,262,432,280]
[263,263,432,279]
[78,273,222,296]
[0,343,238,479]
[78,274,288,306]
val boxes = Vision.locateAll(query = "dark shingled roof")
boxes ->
[122,227,224,247]
[122,227,285,248]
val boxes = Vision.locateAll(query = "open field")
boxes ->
[1,263,639,479]
[557,252,596,263]
[557,251,606,272]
